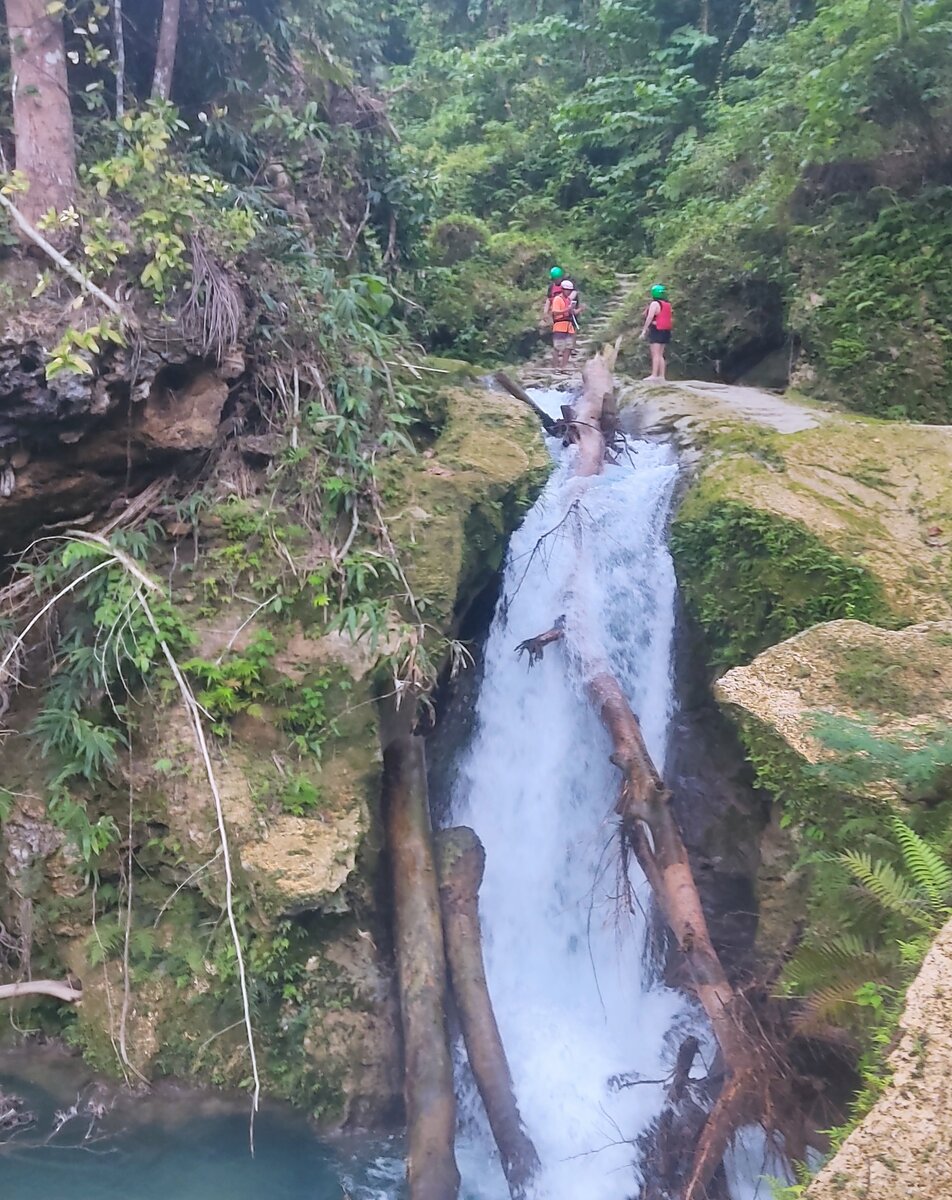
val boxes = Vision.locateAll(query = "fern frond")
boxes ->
[784,934,885,994]
[896,934,935,968]
[794,970,884,1031]
[838,850,932,927]
[130,926,157,964]
[86,920,123,967]
[890,815,952,909]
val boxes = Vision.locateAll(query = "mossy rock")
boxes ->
[379,384,550,631]
[670,408,952,667]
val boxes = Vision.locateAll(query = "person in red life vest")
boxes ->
[639,283,673,382]
[550,280,578,370]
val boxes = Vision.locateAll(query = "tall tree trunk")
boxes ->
[5,0,76,226]
[383,732,460,1200]
[435,827,541,1200]
[151,0,181,101]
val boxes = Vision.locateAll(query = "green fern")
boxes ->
[889,815,952,908]
[86,920,123,967]
[838,850,930,926]
[787,818,952,1033]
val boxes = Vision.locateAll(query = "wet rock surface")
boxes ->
[0,337,235,553]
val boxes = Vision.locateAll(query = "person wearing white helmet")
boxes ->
[550,280,578,370]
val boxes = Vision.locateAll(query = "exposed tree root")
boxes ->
[435,827,540,1200]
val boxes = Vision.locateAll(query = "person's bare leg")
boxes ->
[656,344,667,381]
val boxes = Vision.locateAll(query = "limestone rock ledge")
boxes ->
[714,618,952,958]
[644,383,952,667]
[806,916,952,1200]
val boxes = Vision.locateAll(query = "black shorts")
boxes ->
[649,329,671,345]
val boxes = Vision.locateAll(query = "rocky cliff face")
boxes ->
[0,351,549,1126]
[0,327,243,553]
[636,379,952,1183]
[805,915,952,1200]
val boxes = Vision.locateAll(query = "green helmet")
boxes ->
[550,266,564,280]
[651,283,667,300]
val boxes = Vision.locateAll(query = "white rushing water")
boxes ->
[449,387,692,1199]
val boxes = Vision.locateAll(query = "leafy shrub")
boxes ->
[427,213,491,266]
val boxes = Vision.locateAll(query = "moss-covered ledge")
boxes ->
[379,385,550,630]
[667,406,952,669]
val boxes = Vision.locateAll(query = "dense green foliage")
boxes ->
[389,0,952,408]
[670,502,890,666]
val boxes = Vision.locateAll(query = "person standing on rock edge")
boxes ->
[550,280,578,371]
[640,283,672,382]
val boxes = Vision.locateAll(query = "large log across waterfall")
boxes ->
[382,731,461,1200]
[435,827,541,1200]
[516,350,769,1200]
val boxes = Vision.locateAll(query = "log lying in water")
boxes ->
[515,346,769,1200]
[435,827,541,1200]
[383,733,460,1200]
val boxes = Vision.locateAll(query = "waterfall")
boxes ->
[448,388,693,1199]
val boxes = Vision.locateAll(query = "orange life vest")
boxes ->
[551,293,575,335]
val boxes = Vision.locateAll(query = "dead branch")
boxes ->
[515,620,563,665]
[493,372,558,434]
[0,192,125,320]
[0,980,81,1002]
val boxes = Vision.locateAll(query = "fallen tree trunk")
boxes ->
[0,979,82,1003]
[516,348,769,1200]
[383,733,460,1200]
[494,372,558,435]
[435,827,541,1200]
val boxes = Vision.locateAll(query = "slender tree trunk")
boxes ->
[435,827,541,1200]
[383,733,460,1200]
[151,0,181,101]
[113,0,126,129]
[5,0,76,226]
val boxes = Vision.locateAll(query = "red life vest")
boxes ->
[653,300,673,331]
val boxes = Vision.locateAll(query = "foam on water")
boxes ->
[449,387,691,1198]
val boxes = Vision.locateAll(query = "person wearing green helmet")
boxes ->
[639,283,673,382]
[543,266,564,319]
